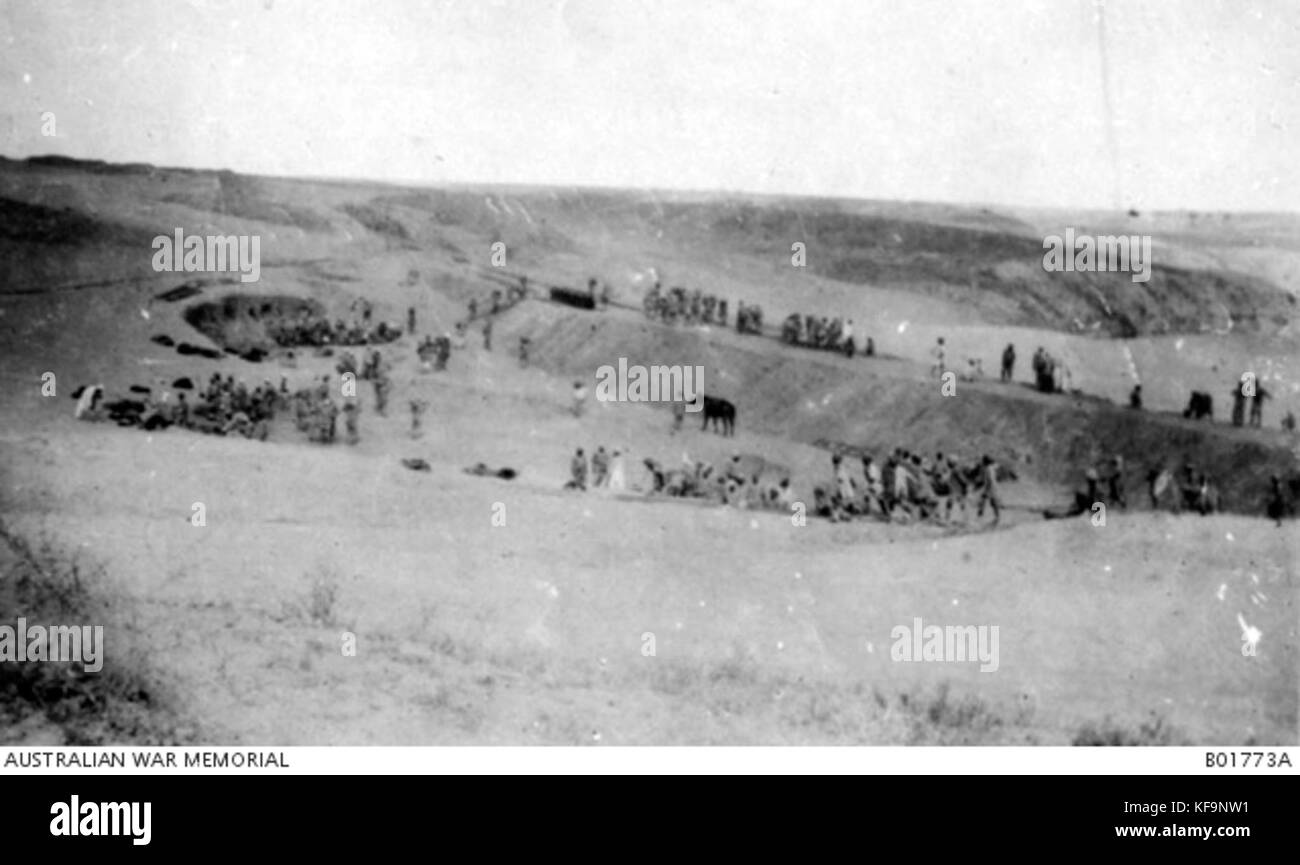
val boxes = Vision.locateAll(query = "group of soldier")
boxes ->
[1145,459,1223,515]
[815,449,1002,526]
[638,453,795,510]
[416,334,454,371]
[467,281,528,322]
[779,313,869,358]
[1030,346,1067,393]
[1230,379,1272,428]
[735,302,764,335]
[265,303,404,349]
[98,372,286,439]
[642,283,729,326]
[565,445,628,491]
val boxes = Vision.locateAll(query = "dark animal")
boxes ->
[701,395,736,436]
[172,377,194,390]
[1183,390,1213,420]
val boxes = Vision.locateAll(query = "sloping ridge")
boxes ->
[518,309,1298,514]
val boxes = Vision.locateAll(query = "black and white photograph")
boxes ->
[0,0,1296,774]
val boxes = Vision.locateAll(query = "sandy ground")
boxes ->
[1,316,1294,745]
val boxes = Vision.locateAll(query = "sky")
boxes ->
[1,0,1296,211]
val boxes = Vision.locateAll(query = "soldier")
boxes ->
[946,455,970,519]
[608,448,626,491]
[343,400,360,445]
[976,455,1001,526]
[1231,381,1247,427]
[1129,383,1143,410]
[482,317,493,351]
[436,335,451,371]
[409,399,427,438]
[1266,475,1290,526]
[324,397,339,443]
[1108,455,1127,509]
[408,306,416,335]
[774,478,795,510]
[1249,384,1270,428]
[1001,343,1016,382]
[930,453,954,521]
[1147,461,1170,510]
[175,392,190,428]
[832,454,856,514]
[865,336,875,357]
[222,410,252,437]
[1283,410,1297,433]
[891,455,914,520]
[372,365,390,417]
[725,453,746,486]
[568,448,588,491]
[591,446,610,487]
[860,455,883,515]
[518,336,530,368]
[571,381,587,417]
[931,337,947,379]
[911,454,937,520]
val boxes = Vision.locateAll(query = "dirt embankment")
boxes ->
[505,307,1298,513]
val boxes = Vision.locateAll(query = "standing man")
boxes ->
[591,446,610,487]
[571,381,588,417]
[977,455,1001,526]
[1266,475,1290,526]
[1231,381,1247,427]
[608,448,626,491]
[407,306,416,336]
[832,454,856,514]
[409,399,427,439]
[483,317,493,352]
[342,400,360,445]
[568,448,589,491]
[1108,455,1127,510]
[1249,384,1270,428]
[1001,343,1016,382]
[931,337,947,379]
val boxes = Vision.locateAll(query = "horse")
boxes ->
[701,395,736,436]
